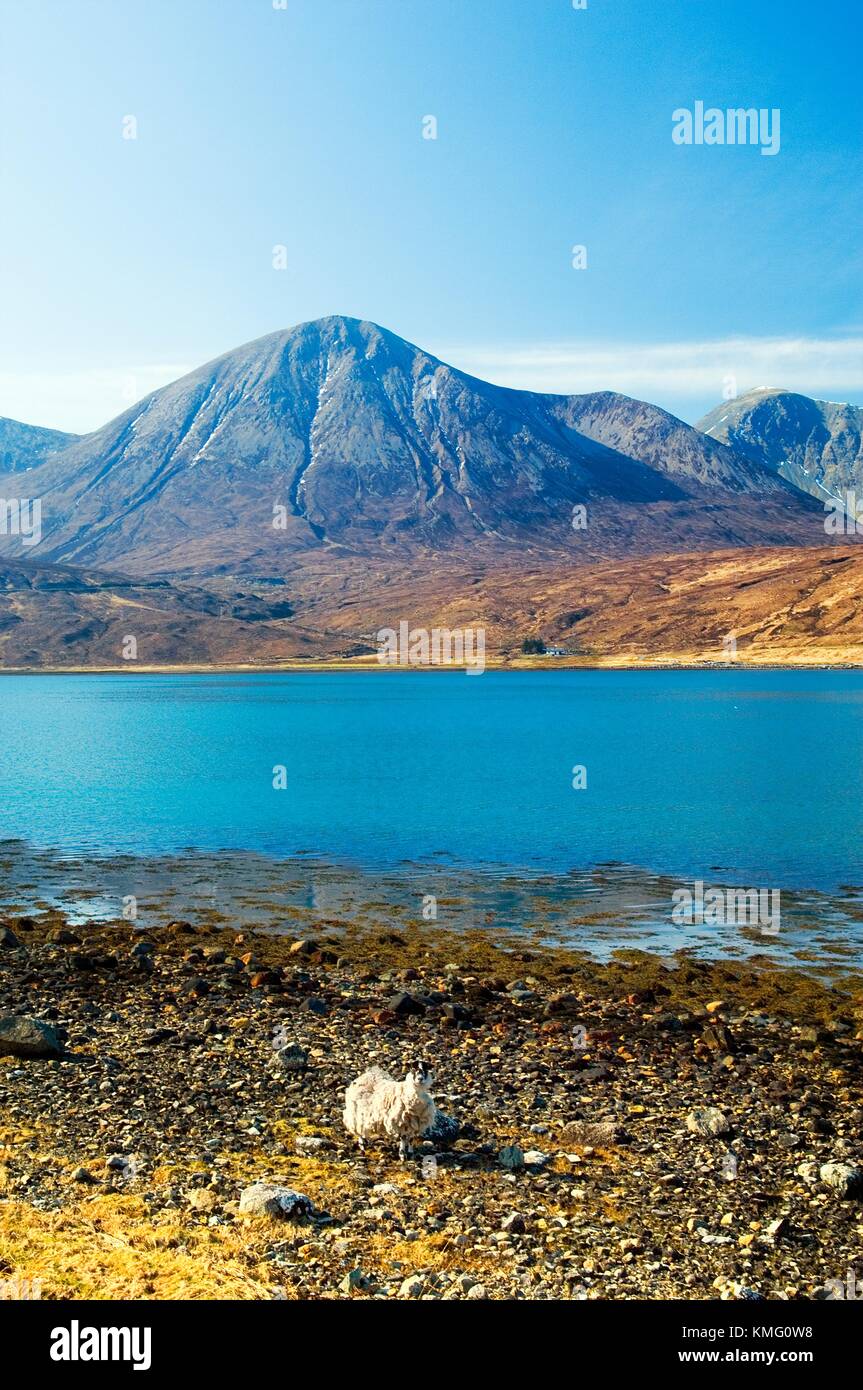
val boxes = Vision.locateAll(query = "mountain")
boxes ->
[0,317,827,578]
[698,389,863,504]
[0,416,80,474]
[549,391,794,493]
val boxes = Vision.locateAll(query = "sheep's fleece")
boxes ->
[343,1065,436,1153]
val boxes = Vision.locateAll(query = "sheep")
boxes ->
[343,1061,436,1161]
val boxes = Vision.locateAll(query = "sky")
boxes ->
[1,0,861,432]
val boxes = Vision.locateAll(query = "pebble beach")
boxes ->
[2,904,863,1301]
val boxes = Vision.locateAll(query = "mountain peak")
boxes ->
[0,323,830,577]
[698,390,863,502]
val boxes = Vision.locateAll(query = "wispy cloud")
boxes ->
[437,336,863,406]
[0,365,192,434]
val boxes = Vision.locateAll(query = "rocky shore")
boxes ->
[1,908,862,1301]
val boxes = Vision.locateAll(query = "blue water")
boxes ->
[1,670,862,892]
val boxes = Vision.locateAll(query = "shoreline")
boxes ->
[2,659,863,675]
[1,908,861,1300]
[4,845,863,972]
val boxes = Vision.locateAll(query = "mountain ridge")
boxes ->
[698,388,863,504]
[0,416,81,474]
[0,316,828,577]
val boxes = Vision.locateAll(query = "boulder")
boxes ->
[819,1163,863,1199]
[270,1042,308,1073]
[686,1107,729,1138]
[0,1015,63,1058]
[238,1183,313,1220]
[498,1144,525,1170]
[560,1119,624,1147]
[424,1111,460,1146]
[399,1274,425,1299]
[385,992,426,1017]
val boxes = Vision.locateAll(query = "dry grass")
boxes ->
[0,1104,605,1301]
[0,1195,276,1300]
[0,1105,512,1301]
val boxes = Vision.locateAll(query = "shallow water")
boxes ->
[1,844,861,971]
[1,670,862,963]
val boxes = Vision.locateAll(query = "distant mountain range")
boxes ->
[0,316,831,578]
[0,317,860,668]
[0,416,80,475]
[698,389,863,504]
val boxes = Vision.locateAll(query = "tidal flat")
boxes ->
[4,842,863,973]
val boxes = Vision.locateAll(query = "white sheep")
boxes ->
[343,1061,436,1161]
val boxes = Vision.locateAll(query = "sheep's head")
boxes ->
[406,1060,434,1090]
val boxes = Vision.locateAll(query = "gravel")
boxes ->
[1,910,862,1300]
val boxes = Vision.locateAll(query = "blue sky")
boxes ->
[1,0,860,430]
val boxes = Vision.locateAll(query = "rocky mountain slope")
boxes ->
[4,545,862,668]
[698,389,863,505]
[282,545,863,668]
[0,318,825,578]
[552,390,792,493]
[0,416,80,474]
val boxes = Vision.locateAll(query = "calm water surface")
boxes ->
[1,670,861,890]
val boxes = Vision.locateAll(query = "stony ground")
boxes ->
[1,909,863,1301]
